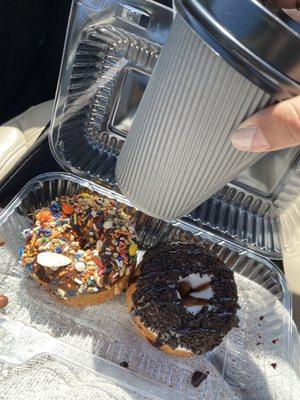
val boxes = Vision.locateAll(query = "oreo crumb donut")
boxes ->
[22,192,138,306]
[126,242,239,357]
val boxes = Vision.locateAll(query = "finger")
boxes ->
[231,96,300,152]
[275,0,297,8]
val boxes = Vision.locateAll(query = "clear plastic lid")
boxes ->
[49,0,300,259]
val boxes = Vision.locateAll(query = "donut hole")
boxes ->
[178,273,214,314]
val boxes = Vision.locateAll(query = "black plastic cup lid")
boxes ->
[175,0,300,99]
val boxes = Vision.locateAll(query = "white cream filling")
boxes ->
[148,327,190,352]
[136,250,145,265]
[175,344,190,352]
[179,273,214,314]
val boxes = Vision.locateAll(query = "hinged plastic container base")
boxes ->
[0,172,295,400]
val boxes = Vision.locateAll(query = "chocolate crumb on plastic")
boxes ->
[119,361,129,368]
[191,371,209,387]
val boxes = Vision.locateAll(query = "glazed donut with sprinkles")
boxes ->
[22,192,138,306]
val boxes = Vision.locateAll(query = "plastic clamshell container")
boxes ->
[49,0,300,258]
[0,172,294,399]
[50,0,172,187]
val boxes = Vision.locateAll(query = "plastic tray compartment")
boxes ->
[0,173,293,400]
[185,152,300,259]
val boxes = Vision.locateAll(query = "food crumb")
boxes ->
[271,363,277,369]
[0,241,5,247]
[191,371,208,388]
[272,339,278,344]
[259,316,264,321]
[0,294,8,308]
[119,361,129,368]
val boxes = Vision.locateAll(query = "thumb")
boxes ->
[231,95,300,152]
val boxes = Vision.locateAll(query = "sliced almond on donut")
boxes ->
[37,252,72,271]
[114,285,122,295]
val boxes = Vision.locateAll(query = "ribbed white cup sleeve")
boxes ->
[116,14,271,220]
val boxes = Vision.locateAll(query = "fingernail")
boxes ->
[231,125,270,151]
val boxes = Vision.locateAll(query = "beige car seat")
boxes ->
[0,101,53,181]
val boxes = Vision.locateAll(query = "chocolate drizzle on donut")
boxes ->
[179,281,212,306]
[179,281,192,297]
[182,296,210,307]
[132,243,239,355]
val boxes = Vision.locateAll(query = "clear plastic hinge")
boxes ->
[116,4,151,29]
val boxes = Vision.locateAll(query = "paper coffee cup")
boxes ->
[116,14,270,220]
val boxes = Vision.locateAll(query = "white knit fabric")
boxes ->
[0,243,299,399]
